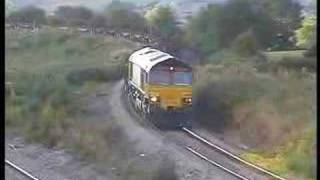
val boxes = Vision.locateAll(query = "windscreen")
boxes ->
[149,69,192,85]
[173,71,192,85]
[149,70,170,85]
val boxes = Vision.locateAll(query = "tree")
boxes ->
[105,1,147,33]
[260,0,302,32]
[145,5,178,40]
[186,0,303,55]
[47,15,66,26]
[106,0,135,11]
[186,0,274,55]
[295,15,316,48]
[89,14,109,29]
[54,6,93,27]
[258,0,303,49]
[5,0,17,17]
[231,29,260,57]
[7,6,46,25]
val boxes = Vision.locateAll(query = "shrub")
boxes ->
[194,58,315,178]
[231,30,260,57]
[194,61,315,146]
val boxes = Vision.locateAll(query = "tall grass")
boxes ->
[194,51,316,179]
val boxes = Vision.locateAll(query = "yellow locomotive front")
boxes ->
[145,60,193,128]
[145,59,192,109]
[126,47,193,128]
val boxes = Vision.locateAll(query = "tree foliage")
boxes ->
[145,5,178,39]
[88,14,109,29]
[260,0,303,33]
[186,0,303,55]
[295,15,317,48]
[231,29,260,57]
[105,1,147,32]
[7,6,46,25]
[5,0,17,17]
[54,6,94,27]
[106,0,135,11]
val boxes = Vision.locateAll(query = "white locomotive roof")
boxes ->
[129,47,175,72]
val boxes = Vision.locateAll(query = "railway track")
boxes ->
[182,127,287,180]
[5,159,40,180]
[122,91,249,179]
[122,84,286,180]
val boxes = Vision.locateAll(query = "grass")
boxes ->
[241,125,316,179]
[5,28,137,147]
[263,50,306,62]
[194,50,316,179]
[261,50,316,73]
[5,29,179,180]
[5,29,134,81]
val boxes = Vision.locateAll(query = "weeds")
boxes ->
[194,50,316,179]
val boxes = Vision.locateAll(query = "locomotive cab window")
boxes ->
[148,59,192,86]
[149,70,170,85]
[173,71,192,85]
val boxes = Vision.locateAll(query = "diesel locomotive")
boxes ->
[124,47,193,128]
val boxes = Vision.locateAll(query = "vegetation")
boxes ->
[230,30,260,57]
[193,49,316,179]
[145,5,185,52]
[105,2,147,33]
[53,6,94,27]
[295,15,317,48]
[186,0,302,55]
[5,29,179,180]
[190,7,316,179]
[7,5,46,25]
[5,0,316,179]
[5,29,134,136]
[145,5,178,39]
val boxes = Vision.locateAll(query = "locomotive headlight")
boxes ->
[150,96,158,102]
[184,97,192,103]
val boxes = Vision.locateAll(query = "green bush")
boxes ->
[194,63,271,132]
[231,30,260,57]
[286,126,316,179]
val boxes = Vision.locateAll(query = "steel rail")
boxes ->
[186,147,250,180]
[182,127,286,180]
[5,159,40,180]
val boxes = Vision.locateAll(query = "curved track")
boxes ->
[121,80,286,180]
[182,128,286,180]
